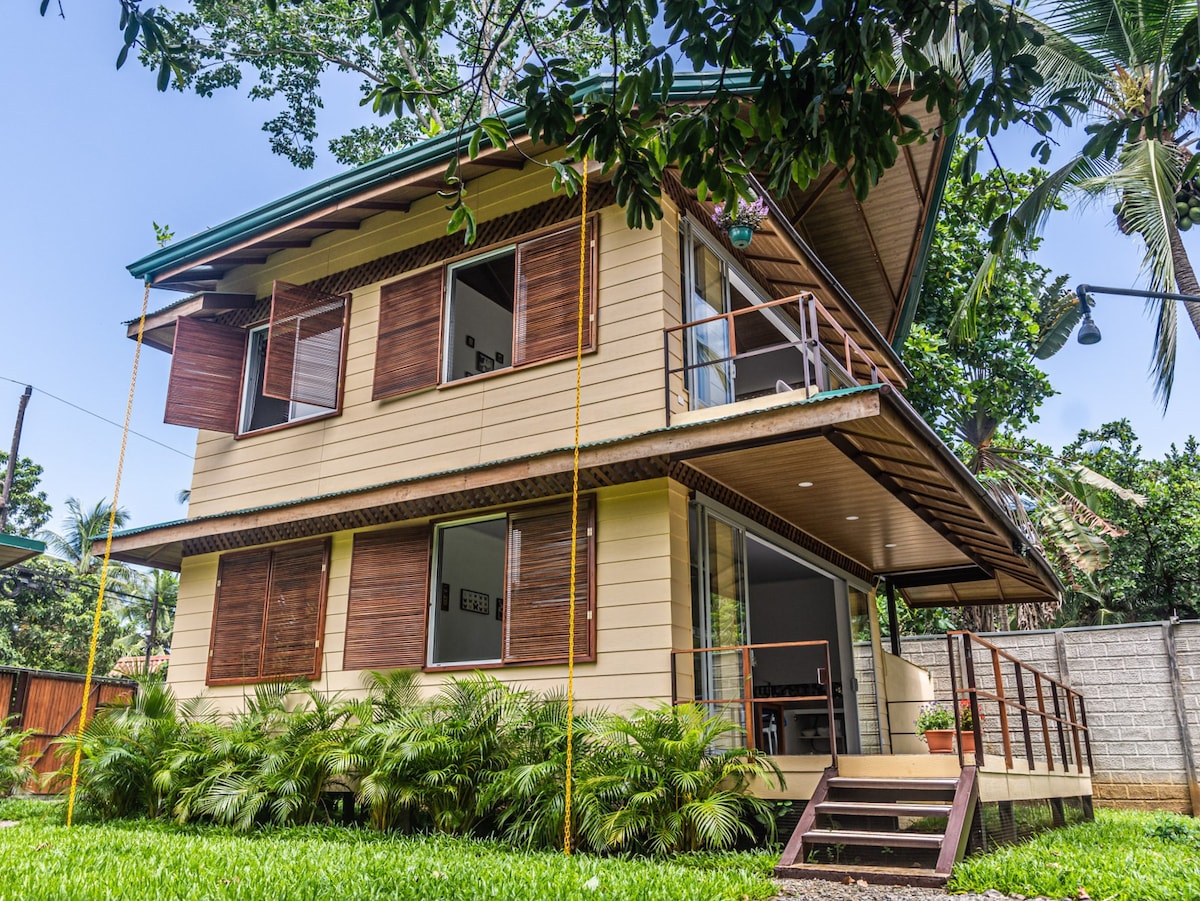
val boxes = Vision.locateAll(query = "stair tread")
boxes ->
[774,862,949,887]
[828,777,960,789]
[816,801,953,818]
[803,828,944,849]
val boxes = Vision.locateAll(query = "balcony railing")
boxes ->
[670,639,838,766]
[663,292,890,423]
[947,630,1093,774]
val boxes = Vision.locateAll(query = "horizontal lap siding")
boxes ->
[168,481,684,715]
[187,184,673,518]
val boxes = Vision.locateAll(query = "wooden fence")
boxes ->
[1,666,136,790]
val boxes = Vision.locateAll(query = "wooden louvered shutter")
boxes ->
[264,281,350,408]
[513,218,597,367]
[373,267,445,400]
[165,317,247,432]
[260,539,330,680]
[344,527,430,669]
[208,550,272,685]
[503,497,595,664]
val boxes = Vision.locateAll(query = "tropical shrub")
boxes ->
[58,674,785,855]
[56,679,208,818]
[0,715,35,796]
[577,703,784,854]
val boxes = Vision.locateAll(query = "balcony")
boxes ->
[663,292,895,425]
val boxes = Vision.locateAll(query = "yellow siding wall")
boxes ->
[168,479,695,713]
[184,164,680,519]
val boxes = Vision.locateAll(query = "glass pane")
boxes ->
[686,241,732,408]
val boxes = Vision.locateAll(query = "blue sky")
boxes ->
[1,4,1197,539]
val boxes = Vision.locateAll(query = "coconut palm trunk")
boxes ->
[1168,227,1200,339]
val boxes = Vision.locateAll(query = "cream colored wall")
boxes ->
[167,479,691,714]
[183,163,681,519]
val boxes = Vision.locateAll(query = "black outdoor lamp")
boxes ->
[1074,283,1200,345]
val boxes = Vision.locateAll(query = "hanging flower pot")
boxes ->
[712,197,769,250]
[727,224,755,248]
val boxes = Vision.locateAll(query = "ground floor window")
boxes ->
[207,539,330,685]
[339,497,596,672]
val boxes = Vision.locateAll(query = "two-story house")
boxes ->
[107,74,1093,882]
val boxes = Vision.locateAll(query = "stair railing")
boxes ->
[946,630,1093,774]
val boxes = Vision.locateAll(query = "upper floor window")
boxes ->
[164,281,350,435]
[679,220,815,410]
[372,218,597,401]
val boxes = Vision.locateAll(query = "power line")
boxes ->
[0,375,191,459]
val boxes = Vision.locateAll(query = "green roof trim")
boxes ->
[891,126,958,352]
[111,383,878,540]
[127,71,762,284]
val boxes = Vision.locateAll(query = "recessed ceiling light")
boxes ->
[884,543,897,548]
[845,515,859,521]
[797,481,814,488]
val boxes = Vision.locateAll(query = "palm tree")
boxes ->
[962,0,1200,406]
[41,497,130,575]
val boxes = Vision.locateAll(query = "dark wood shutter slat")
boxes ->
[260,540,330,680]
[373,267,444,400]
[513,218,597,367]
[344,527,430,669]
[264,281,350,408]
[208,550,272,684]
[165,317,246,432]
[504,497,595,664]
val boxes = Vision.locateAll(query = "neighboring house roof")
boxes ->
[125,72,950,347]
[0,533,44,570]
[109,655,170,677]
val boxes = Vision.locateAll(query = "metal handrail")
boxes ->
[946,630,1093,774]
[662,292,887,422]
[670,639,838,766]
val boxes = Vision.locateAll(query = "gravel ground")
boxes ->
[774,879,1067,901]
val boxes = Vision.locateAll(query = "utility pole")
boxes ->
[0,385,32,532]
[144,585,161,675]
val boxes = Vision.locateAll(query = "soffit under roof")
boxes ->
[103,386,1057,609]
[0,533,44,570]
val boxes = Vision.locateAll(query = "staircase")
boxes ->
[775,766,978,887]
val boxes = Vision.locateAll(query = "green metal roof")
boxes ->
[0,533,44,570]
[126,71,762,283]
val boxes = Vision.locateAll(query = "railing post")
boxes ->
[1078,694,1095,773]
[991,648,1013,770]
[663,329,673,425]
[670,650,679,706]
[743,644,755,752]
[961,636,983,766]
[1050,683,1070,769]
[948,632,962,764]
[1034,673,1055,771]
[1014,660,1035,769]
[823,641,838,769]
[1068,691,1085,775]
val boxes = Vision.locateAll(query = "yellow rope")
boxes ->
[66,281,151,827]
[563,156,587,856]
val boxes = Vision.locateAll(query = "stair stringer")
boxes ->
[934,765,978,877]
[777,765,835,868]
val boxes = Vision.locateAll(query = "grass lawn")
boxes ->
[949,809,1200,901]
[0,799,777,901]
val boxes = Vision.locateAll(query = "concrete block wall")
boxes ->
[891,622,1200,814]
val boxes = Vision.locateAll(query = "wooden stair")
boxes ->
[775,766,978,887]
